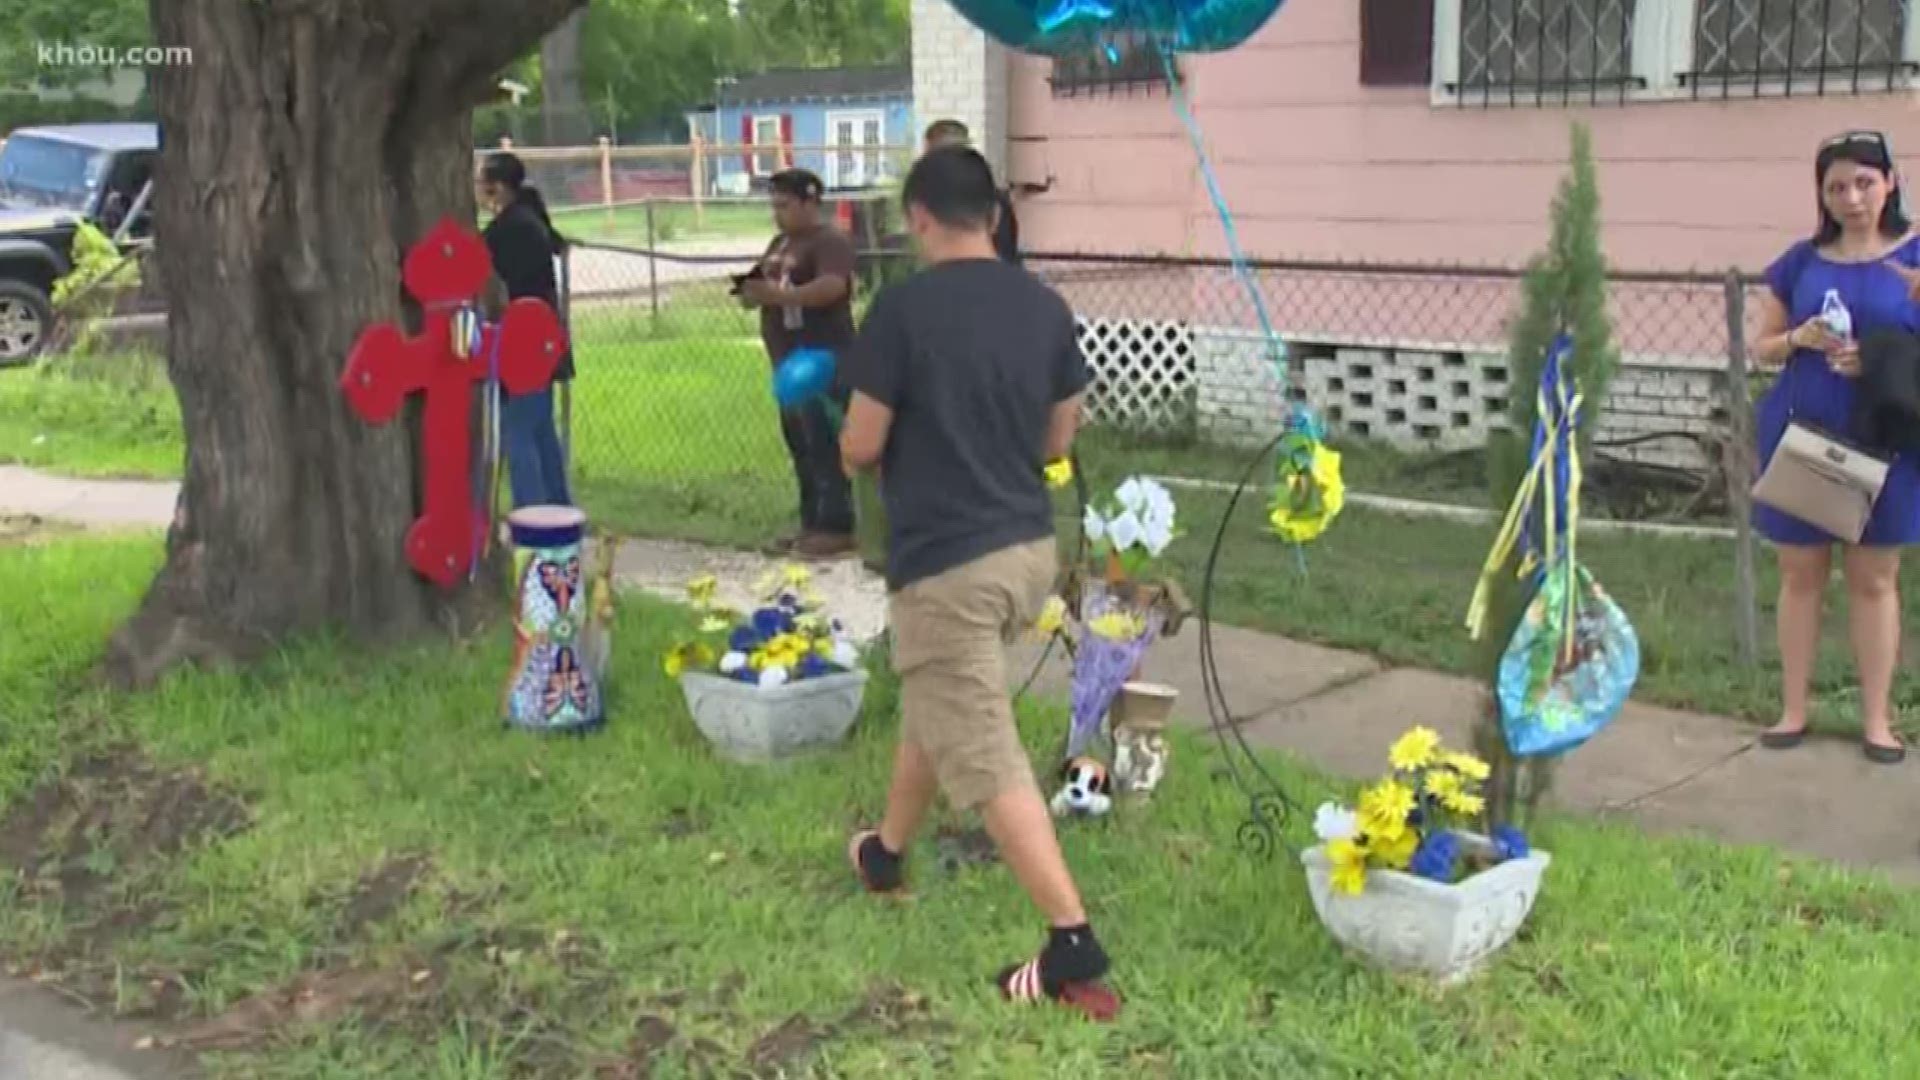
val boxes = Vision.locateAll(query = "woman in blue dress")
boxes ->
[1752,130,1918,764]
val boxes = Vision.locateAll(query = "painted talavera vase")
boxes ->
[502,505,610,734]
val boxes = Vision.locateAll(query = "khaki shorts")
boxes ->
[888,539,1057,810]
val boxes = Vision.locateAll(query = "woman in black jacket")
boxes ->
[479,151,573,508]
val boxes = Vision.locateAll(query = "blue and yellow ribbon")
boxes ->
[1467,333,1584,647]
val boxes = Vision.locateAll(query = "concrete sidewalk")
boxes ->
[0,979,192,1079]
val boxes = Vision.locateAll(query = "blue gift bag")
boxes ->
[1496,557,1640,757]
[1469,333,1641,758]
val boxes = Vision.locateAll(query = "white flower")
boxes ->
[1106,509,1143,552]
[758,665,791,689]
[719,651,748,674]
[830,639,860,668]
[1141,519,1173,557]
[1313,802,1359,843]
[1082,505,1106,543]
[1142,481,1176,530]
[1115,477,1149,514]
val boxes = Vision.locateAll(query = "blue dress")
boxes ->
[1754,235,1920,546]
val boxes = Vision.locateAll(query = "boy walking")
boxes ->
[837,147,1118,1019]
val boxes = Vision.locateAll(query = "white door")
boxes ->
[826,111,882,189]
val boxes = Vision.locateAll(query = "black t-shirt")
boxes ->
[842,258,1088,590]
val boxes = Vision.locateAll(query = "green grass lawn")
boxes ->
[2,533,1918,1079]
[551,201,776,247]
[5,338,1917,736]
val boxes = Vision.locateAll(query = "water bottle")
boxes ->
[1820,289,1853,341]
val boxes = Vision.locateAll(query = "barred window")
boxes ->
[1455,0,1640,94]
[1688,0,1912,90]
[1049,33,1182,98]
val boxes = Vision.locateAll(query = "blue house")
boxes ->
[684,65,913,195]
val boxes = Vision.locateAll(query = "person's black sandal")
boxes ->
[1863,740,1906,765]
[1759,727,1807,750]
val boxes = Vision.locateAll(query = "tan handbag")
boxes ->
[1752,419,1891,543]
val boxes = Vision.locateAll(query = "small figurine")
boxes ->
[1051,757,1113,817]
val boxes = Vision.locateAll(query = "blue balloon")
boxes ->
[944,0,1285,55]
[773,348,837,409]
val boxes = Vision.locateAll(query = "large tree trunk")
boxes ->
[105,0,585,690]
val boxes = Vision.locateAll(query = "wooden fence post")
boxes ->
[1722,269,1761,671]
[690,131,707,231]
[598,136,614,228]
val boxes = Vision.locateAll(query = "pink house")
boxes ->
[912,0,1919,457]
[1000,0,1918,270]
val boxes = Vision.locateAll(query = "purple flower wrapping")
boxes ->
[1065,585,1165,760]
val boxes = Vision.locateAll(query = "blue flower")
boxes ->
[751,607,794,638]
[795,654,832,680]
[778,591,801,612]
[728,626,763,653]
[1409,830,1460,883]
[730,666,757,684]
[1492,825,1530,861]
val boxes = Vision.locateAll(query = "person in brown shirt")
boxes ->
[738,169,859,558]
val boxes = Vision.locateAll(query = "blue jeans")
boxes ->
[502,386,572,509]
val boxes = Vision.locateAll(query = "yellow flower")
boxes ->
[1088,611,1145,641]
[1441,789,1486,817]
[1425,768,1463,803]
[783,564,813,590]
[1358,780,1415,840]
[1268,445,1346,543]
[1388,726,1441,771]
[794,613,825,634]
[1044,458,1075,489]
[1327,837,1368,895]
[699,615,732,635]
[663,641,714,678]
[1442,751,1491,781]
[1034,596,1067,636]
[1370,826,1418,870]
[687,574,718,608]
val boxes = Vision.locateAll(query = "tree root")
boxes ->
[101,607,273,692]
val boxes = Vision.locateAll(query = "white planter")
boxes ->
[678,669,868,763]
[1300,832,1551,985]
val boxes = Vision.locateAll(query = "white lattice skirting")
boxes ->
[1083,320,1728,471]
[1077,317,1196,434]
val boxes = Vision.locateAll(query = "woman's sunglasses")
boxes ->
[1821,130,1889,150]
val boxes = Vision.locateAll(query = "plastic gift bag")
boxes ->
[1495,557,1640,757]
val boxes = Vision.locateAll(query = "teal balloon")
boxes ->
[773,348,837,409]
[945,0,1286,54]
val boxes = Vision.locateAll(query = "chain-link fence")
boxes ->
[557,242,1767,543]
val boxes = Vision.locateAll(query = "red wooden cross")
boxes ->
[338,216,567,589]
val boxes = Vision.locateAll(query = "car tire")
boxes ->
[0,280,53,368]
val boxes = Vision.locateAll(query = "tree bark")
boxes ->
[105,0,584,690]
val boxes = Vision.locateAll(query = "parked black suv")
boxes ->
[0,122,157,364]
